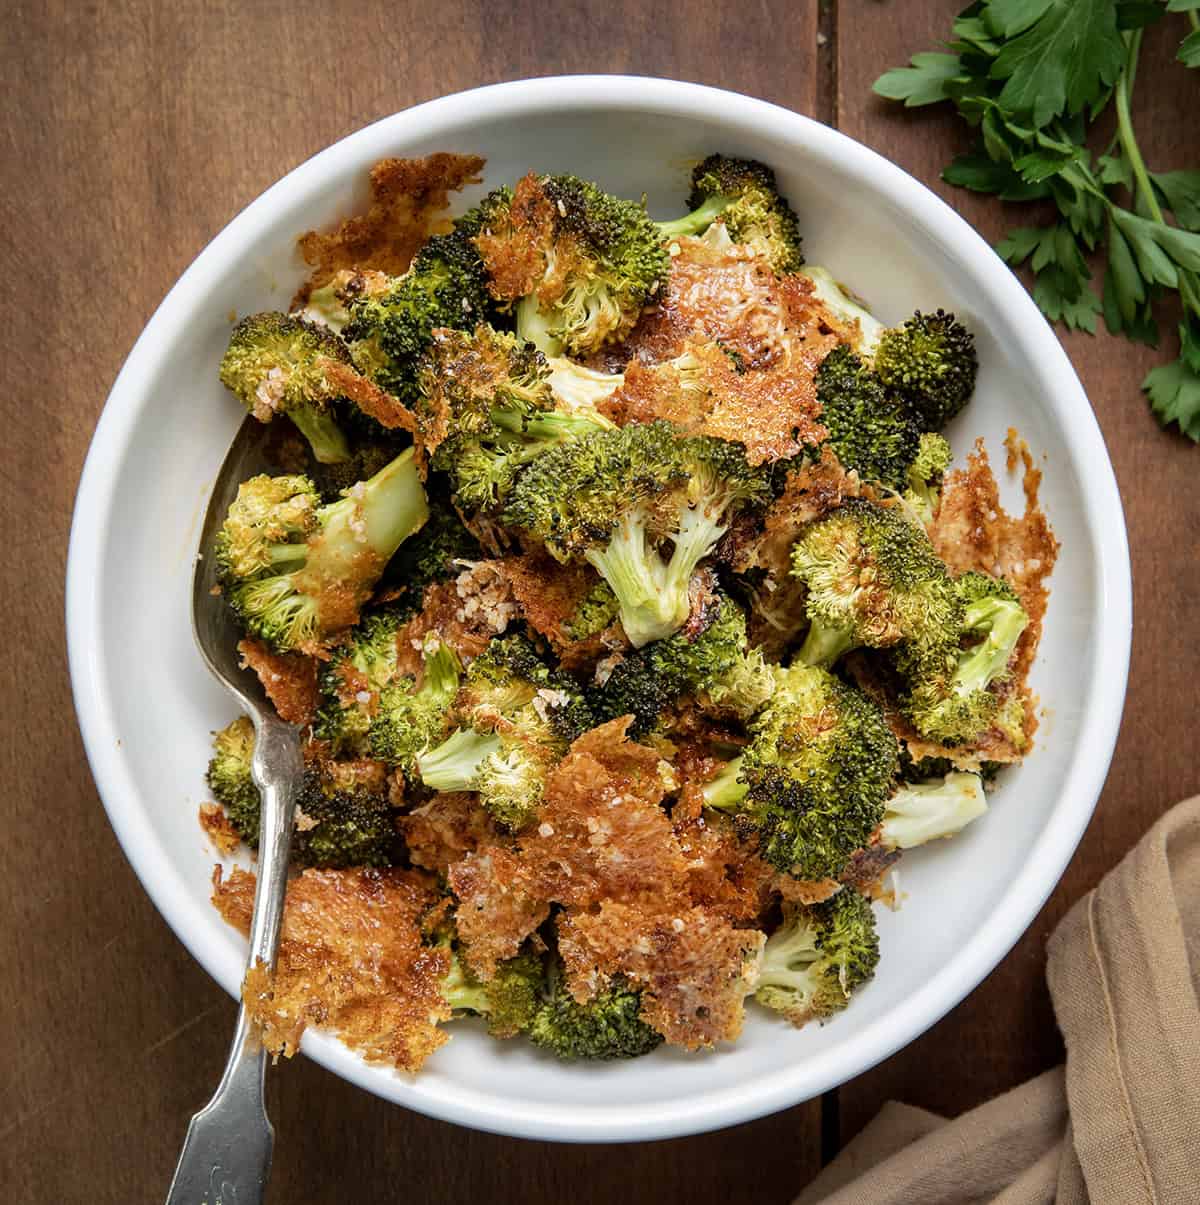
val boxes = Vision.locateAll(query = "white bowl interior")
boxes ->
[68,78,1130,1142]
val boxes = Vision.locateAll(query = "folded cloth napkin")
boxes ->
[795,795,1200,1205]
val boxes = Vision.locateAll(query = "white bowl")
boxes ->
[67,76,1131,1142]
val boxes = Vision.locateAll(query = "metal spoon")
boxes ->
[166,418,305,1205]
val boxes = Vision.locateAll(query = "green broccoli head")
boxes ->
[306,434,408,503]
[313,607,407,754]
[791,498,959,668]
[754,890,880,1025]
[904,432,953,525]
[705,664,899,880]
[873,310,978,431]
[563,579,621,641]
[418,634,594,830]
[341,228,492,404]
[816,345,920,492]
[657,155,804,274]
[898,571,1029,746]
[416,324,611,513]
[207,719,397,866]
[219,312,353,464]
[528,973,663,1061]
[475,173,669,357]
[214,449,429,653]
[213,473,321,584]
[699,643,778,722]
[379,490,481,596]
[291,766,398,868]
[416,324,554,445]
[442,949,545,1039]
[595,592,749,736]
[368,635,462,771]
[207,716,260,846]
[504,422,770,647]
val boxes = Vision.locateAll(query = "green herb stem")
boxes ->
[1114,31,1200,319]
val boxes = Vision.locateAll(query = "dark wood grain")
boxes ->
[0,2,825,1203]
[835,0,1200,1143]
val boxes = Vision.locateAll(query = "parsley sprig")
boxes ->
[875,0,1200,441]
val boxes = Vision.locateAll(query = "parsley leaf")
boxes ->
[1154,171,1200,230]
[1145,355,1200,439]
[1179,29,1200,66]
[873,54,966,106]
[990,0,1125,127]
[875,1,1200,442]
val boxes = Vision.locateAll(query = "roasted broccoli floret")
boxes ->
[562,579,621,641]
[816,345,920,492]
[473,173,669,357]
[207,720,396,865]
[880,770,987,849]
[415,325,612,513]
[341,228,492,403]
[873,310,978,432]
[546,357,625,412]
[657,155,804,274]
[313,607,407,755]
[214,450,428,653]
[368,635,462,772]
[703,663,898,880]
[798,267,886,356]
[899,572,1029,746]
[699,643,778,722]
[219,312,353,464]
[504,422,771,647]
[791,498,958,668]
[291,765,398,868]
[753,890,880,1025]
[305,429,408,503]
[417,634,593,830]
[903,432,953,525]
[207,716,260,845]
[379,489,481,595]
[595,592,748,736]
[528,970,663,1061]
[441,950,545,1038]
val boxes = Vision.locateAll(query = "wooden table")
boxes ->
[5,2,1198,1199]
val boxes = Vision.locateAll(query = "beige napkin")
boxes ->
[795,795,1200,1205]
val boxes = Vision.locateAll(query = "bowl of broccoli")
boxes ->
[67,76,1131,1142]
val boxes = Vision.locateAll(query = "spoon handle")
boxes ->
[165,716,304,1205]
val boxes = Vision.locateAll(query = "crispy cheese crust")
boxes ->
[212,866,451,1072]
[602,339,827,466]
[557,902,765,1050]
[236,638,319,725]
[297,153,485,292]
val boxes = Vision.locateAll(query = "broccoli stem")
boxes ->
[701,756,749,812]
[418,727,502,792]
[584,514,686,648]
[516,295,563,357]
[441,956,491,1013]
[306,447,429,580]
[881,772,987,849]
[952,597,1028,698]
[796,620,858,668]
[656,194,731,241]
[288,406,352,464]
[757,917,821,988]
